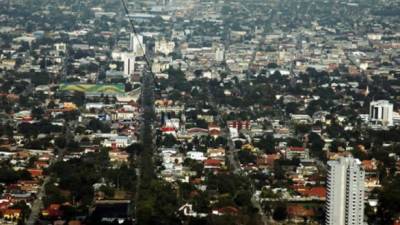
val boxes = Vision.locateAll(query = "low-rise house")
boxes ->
[102,136,135,148]
[27,169,43,178]
[204,159,223,170]
[297,186,326,200]
[3,209,21,220]
[207,147,225,160]
[186,151,206,161]
[41,204,63,218]
[17,180,39,194]
[284,147,309,160]
[256,154,280,168]
[296,160,318,176]
[362,159,381,189]
[287,205,315,223]
[109,150,129,164]
[187,128,208,138]
[290,114,312,124]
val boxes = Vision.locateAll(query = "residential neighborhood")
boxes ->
[0,0,399,225]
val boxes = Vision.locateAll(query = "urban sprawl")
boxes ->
[0,0,399,225]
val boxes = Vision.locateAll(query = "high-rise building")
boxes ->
[123,53,135,77]
[369,100,393,126]
[326,156,365,225]
[215,46,225,62]
[129,33,145,56]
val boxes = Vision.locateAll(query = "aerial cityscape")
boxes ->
[0,0,399,224]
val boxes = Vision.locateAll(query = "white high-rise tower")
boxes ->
[123,53,136,77]
[129,33,145,56]
[326,156,365,225]
[215,46,225,62]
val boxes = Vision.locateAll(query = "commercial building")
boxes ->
[369,100,393,126]
[129,33,145,55]
[123,53,136,77]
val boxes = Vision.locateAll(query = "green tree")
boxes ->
[377,175,400,224]
[272,204,287,221]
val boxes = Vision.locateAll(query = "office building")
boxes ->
[369,100,393,126]
[215,46,225,62]
[123,53,135,77]
[326,156,365,225]
[129,33,145,55]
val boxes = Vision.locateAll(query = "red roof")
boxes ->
[187,128,208,133]
[209,129,221,136]
[161,127,175,132]
[214,206,239,215]
[287,205,315,217]
[68,220,81,225]
[204,159,222,166]
[0,200,11,210]
[289,147,305,152]
[27,169,43,177]
[43,204,63,218]
[299,187,326,198]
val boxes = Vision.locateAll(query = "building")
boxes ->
[326,156,365,225]
[215,46,225,62]
[155,38,175,55]
[102,136,136,148]
[285,147,309,160]
[123,53,135,77]
[129,33,145,55]
[369,100,393,126]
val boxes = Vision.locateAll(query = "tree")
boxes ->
[238,150,256,164]
[0,164,31,184]
[47,100,56,109]
[125,143,144,155]
[295,124,311,134]
[18,122,37,137]
[272,204,287,221]
[287,138,303,147]
[162,134,178,148]
[267,63,278,69]
[285,102,299,114]
[376,175,400,224]
[256,135,275,153]
[308,132,325,160]
[99,185,115,198]
[31,107,44,120]
[125,82,133,92]
[87,119,111,133]
[31,72,50,86]
[71,91,85,107]
[54,136,67,149]
[234,190,252,208]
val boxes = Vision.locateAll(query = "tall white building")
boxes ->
[215,46,225,62]
[129,33,145,56]
[326,156,365,225]
[123,53,136,77]
[369,100,393,126]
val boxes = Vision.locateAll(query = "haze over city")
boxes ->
[0,0,399,225]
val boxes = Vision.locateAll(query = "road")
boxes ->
[207,85,241,173]
[26,121,75,225]
[207,85,268,224]
[26,175,49,225]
